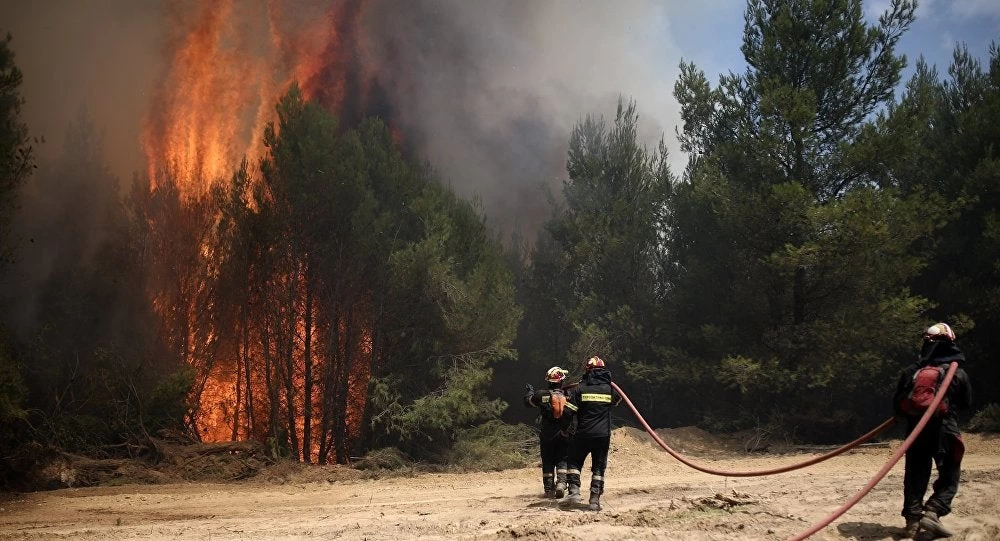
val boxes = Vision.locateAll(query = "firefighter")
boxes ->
[524,366,577,498]
[561,356,621,511]
[893,322,973,539]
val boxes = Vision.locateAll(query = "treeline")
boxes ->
[1,49,521,474]
[513,0,999,440]
[140,86,520,465]
[1,0,999,483]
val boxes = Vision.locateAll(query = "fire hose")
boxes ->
[609,360,958,540]
[610,381,896,476]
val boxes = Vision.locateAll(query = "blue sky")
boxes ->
[665,0,1000,87]
[626,0,1000,172]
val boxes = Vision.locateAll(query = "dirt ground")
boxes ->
[2,428,999,541]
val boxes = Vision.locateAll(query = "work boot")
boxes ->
[588,492,601,511]
[901,517,920,539]
[555,467,567,498]
[560,484,581,506]
[919,510,954,538]
[542,474,556,498]
[588,473,604,511]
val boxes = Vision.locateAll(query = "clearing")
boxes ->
[2,427,999,540]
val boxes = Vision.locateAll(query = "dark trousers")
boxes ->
[902,426,964,518]
[539,435,569,491]
[567,436,610,495]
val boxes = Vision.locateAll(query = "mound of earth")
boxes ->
[610,425,765,463]
[4,439,363,492]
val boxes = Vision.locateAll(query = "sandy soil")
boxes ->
[2,428,999,541]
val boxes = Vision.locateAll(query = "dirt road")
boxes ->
[2,428,999,540]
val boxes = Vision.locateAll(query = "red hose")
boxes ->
[610,382,897,477]
[785,361,958,541]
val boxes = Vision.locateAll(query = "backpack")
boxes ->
[900,365,948,416]
[549,389,566,419]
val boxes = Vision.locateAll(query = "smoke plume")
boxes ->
[5,0,682,236]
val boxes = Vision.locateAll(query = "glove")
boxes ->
[524,384,536,406]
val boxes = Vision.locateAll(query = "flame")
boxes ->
[143,0,379,198]
[143,0,383,461]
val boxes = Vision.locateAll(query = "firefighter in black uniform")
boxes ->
[524,366,577,498]
[561,356,621,511]
[893,322,973,539]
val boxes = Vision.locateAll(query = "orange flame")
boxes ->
[143,0,377,198]
[143,0,382,460]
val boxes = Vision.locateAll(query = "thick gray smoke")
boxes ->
[364,0,681,235]
[3,0,689,241]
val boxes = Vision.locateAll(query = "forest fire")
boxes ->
[141,0,390,462]
[142,0,382,197]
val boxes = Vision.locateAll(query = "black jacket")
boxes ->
[566,368,621,439]
[892,340,973,437]
[525,387,576,440]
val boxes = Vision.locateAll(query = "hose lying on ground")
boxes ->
[610,382,897,477]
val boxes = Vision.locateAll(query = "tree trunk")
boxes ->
[242,299,255,440]
[284,257,300,460]
[232,345,242,441]
[302,262,313,463]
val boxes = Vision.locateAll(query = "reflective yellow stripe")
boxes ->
[581,393,612,403]
[542,395,551,403]
[565,402,579,411]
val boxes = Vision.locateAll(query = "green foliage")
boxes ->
[649,0,933,434]
[445,420,535,471]
[517,1,950,437]
[520,98,672,391]
[967,404,1000,434]
[0,32,35,267]
[352,446,412,471]
[145,366,195,433]
[876,43,1000,407]
[203,85,522,463]
[370,351,510,461]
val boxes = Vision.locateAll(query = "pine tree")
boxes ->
[666,0,938,436]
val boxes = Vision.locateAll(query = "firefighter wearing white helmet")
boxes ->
[561,356,620,511]
[524,366,576,498]
[893,322,973,538]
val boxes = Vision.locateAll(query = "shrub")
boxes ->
[353,447,413,471]
[968,403,1000,433]
[446,420,535,471]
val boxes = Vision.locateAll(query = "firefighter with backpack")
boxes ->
[893,322,973,539]
[524,366,577,498]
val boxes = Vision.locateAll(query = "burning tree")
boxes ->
[139,85,519,464]
[129,0,521,463]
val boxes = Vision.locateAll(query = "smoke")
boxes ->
[0,0,163,185]
[2,0,684,237]
[364,0,680,235]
